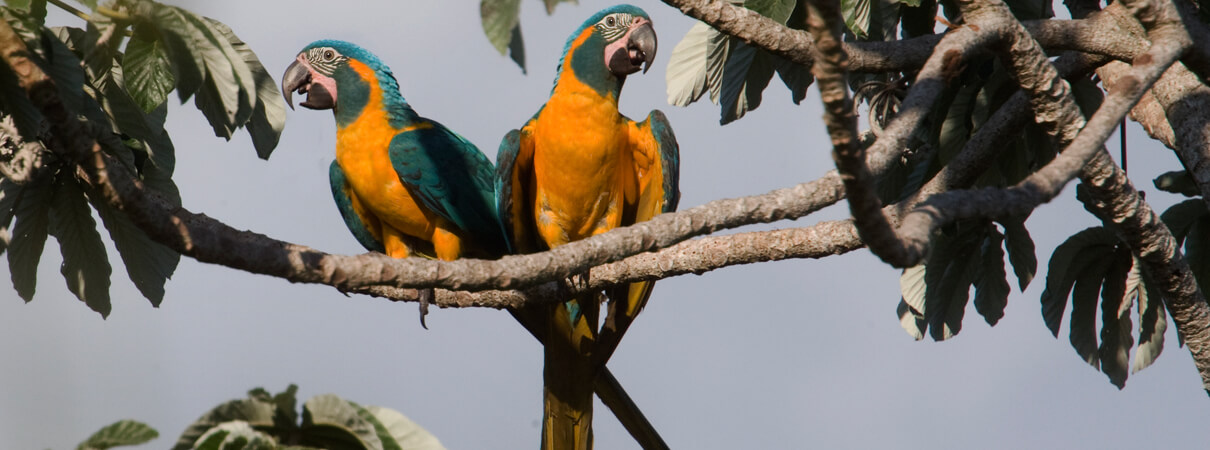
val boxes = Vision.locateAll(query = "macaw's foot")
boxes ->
[564,272,591,294]
[418,287,434,329]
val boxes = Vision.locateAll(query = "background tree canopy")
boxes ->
[1,0,1209,449]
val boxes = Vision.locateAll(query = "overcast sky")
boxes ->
[1,1,1207,449]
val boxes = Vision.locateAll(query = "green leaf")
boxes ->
[48,176,112,317]
[1185,216,1210,292]
[841,0,873,38]
[924,223,983,340]
[301,394,383,450]
[898,264,927,340]
[0,179,22,256]
[973,226,1010,326]
[359,404,446,450]
[480,0,524,71]
[205,18,286,159]
[1040,227,1118,336]
[1000,216,1037,291]
[1004,0,1053,20]
[173,397,275,450]
[7,177,51,302]
[1133,267,1166,373]
[194,422,277,450]
[140,4,256,138]
[77,420,159,450]
[717,39,775,124]
[124,26,175,113]
[773,55,812,104]
[38,27,87,115]
[1160,199,1209,244]
[1097,247,1133,388]
[666,22,725,107]
[1153,170,1201,197]
[1070,254,1111,368]
[743,0,797,23]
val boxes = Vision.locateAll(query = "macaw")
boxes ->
[281,40,506,325]
[495,5,680,449]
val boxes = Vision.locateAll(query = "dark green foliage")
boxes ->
[76,420,159,450]
[1040,227,1169,387]
[0,0,279,313]
[665,0,811,124]
[7,175,51,302]
[48,175,112,316]
[898,220,1025,340]
[173,385,445,450]
[1154,170,1201,197]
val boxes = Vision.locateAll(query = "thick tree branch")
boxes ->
[4,18,936,309]
[659,0,1150,75]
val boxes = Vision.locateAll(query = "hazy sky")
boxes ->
[1,1,1207,449]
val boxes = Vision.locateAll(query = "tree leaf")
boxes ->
[1040,227,1118,336]
[7,176,51,302]
[1000,216,1037,291]
[718,39,776,124]
[1133,268,1166,373]
[898,264,927,340]
[193,422,277,450]
[1070,254,1112,368]
[480,0,523,71]
[1159,199,1209,244]
[76,420,159,450]
[48,176,112,317]
[0,178,22,256]
[1153,170,1200,197]
[773,54,812,104]
[86,184,178,306]
[139,4,256,138]
[743,0,798,23]
[925,224,982,341]
[665,22,717,107]
[124,26,175,113]
[360,404,447,450]
[974,226,1010,326]
[205,19,287,159]
[173,397,276,450]
[1097,247,1133,388]
[301,394,383,450]
[841,0,873,38]
[1185,216,1210,293]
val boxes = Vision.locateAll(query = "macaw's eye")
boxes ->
[323,49,336,61]
[606,16,615,27]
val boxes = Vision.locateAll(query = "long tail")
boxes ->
[596,280,657,367]
[508,305,667,449]
[541,297,597,450]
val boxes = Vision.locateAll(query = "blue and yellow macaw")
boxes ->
[281,40,506,325]
[496,5,680,448]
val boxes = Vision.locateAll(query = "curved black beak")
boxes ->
[281,59,311,110]
[628,21,657,74]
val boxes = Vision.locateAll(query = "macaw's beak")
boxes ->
[281,55,335,110]
[607,19,657,77]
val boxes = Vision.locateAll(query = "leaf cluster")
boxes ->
[0,0,285,315]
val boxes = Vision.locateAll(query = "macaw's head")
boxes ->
[282,40,411,126]
[556,4,657,96]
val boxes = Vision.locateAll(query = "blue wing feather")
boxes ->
[329,161,385,253]
[387,119,507,255]
[646,110,680,214]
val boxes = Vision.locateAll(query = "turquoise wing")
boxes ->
[388,119,507,255]
[494,120,542,254]
[647,110,680,214]
[329,161,385,253]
